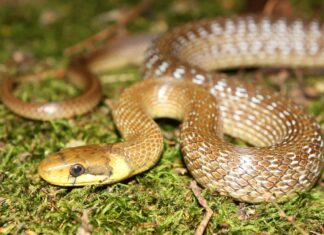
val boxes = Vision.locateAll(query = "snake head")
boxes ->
[38,144,131,186]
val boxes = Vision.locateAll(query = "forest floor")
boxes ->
[0,0,323,234]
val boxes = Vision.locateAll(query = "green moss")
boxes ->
[0,1,323,234]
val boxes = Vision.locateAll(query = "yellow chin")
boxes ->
[71,156,132,186]
[108,155,133,182]
[67,174,114,186]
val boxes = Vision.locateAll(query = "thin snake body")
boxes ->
[2,16,323,203]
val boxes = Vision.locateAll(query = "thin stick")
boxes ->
[64,0,153,56]
[189,181,213,235]
[271,201,308,235]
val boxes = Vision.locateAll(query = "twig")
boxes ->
[15,68,66,82]
[189,181,213,235]
[64,0,153,56]
[271,201,308,235]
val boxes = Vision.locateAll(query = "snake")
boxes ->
[1,16,323,203]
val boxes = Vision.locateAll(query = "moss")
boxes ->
[0,0,323,234]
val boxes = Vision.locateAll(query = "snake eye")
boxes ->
[70,164,85,177]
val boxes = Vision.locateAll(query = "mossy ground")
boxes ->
[0,0,323,234]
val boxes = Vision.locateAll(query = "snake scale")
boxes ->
[2,16,323,203]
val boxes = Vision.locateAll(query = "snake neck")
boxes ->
[112,78,222,176]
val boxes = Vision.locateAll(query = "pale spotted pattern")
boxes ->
[138,16,323,202]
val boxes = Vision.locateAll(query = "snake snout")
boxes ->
[38,151,75,186]
[38,144,133,186]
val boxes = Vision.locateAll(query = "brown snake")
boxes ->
[1,16,323,203]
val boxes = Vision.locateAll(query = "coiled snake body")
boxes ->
[2,16,323,203]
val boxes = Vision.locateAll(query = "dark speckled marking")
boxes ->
[87,164,113,177]
[57,152,66,163]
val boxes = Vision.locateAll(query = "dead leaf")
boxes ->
[0,223,15,234]
[76,209,93,235]
[39,10,61,26]
[314,80,324,93]
[0,141,5,150]
[173,167,188,175]
[263,0,293,17]
[0,197,6,204]
[104,99,115,112]
[237,203,257,220]
[92,9,126,27]
[288,85,309,106]
[24,230,38,235]
[12,50,28,64]
[302,86,320,99]
[18,152,32,162]
[65,139,86,148]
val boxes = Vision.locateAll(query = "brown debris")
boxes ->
[100,73,136,84]
[104,99,115,113]
[92,9,126,26]
[65,139,86,148]
[237,203,255,220]
[287,84,309,106]
[271,201,308,235]
[294,71,321,100]
[263,0,293,17]
[173,167,188,175]
[18,152,32,162]
[189,181,213,235]
[64,0,154,56]
[0,141,6,150]
[24,230,37,235]
[286,70,321,106]
[0,197,6,204]
[76,209,93,235]
[39,10,61,26]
